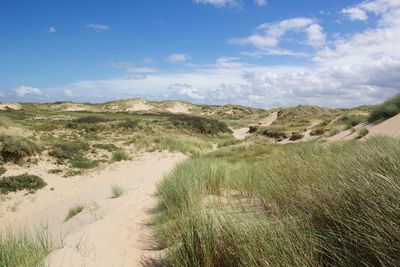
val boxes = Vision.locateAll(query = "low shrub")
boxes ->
[289,132,304,141]
[0,174,47,194]
[339,114,367,129]
[262,128,289,141]
[49,140,90,161]
[357,127,369,139]
[169,114,231,135]
[73,116,110,124]
[0,166,6,176]
[310,128,326,136]
[115,119,139,131]
[369,93,400,122]
[112,149,130,162]
[70,155,98,169]
[0,135,42,163]
[93,143,118,152]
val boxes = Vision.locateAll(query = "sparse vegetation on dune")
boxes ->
[156,137,400,266]
[0,135,43,163]
[111,185,124,198]
[65,205,84,221]
[369,93,400,122]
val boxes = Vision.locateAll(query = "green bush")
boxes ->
[0,174,47,194]
[0,166,6,176]
[357,127,369,139]
[338,114,367,129]
[169,114,231,135]
[49,140,90,161]
[73,116,110,124]
[93,143,118,152]
[369,93,400,122]
[70,155,98,169]
[111,149,130,162]
[0,135,42,163]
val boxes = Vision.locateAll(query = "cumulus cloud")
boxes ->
[342,0,400,22]
[193,0,241,8]
[166,54,191,63]
[86,24,110,32]
[15,86,43,97]
[229,17,326,56]
[47,26,57,33]
[6,0,399,108]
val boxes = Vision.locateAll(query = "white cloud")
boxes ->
[15,86,43,97]
[85,24,110,32]
[254,0,267,6]
[166,54,191,63]
[193,0,241,8]
[342,7,369,21]
[342,0,400,22]
[47,26,57,33]
[229,17,326,56]
[7,0,399,108]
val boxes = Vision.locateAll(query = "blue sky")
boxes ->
[0,0,399,108]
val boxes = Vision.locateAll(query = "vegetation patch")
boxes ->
[0,135,42,163]
[93,143,118,152]
[169,114,231,135]
[0,166,6,176]
[49,140,90,162]
[357,127,369,139]
[0,174,47,194]
[70,155,98,169]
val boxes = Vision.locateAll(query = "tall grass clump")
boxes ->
[369,93,400,122]
[156,137,400,266]
[112,149,130,162]
[0,228,54,266]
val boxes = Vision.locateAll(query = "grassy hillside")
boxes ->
[156,137,400,266]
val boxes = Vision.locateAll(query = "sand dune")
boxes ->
[0,152,186,267]
[367,114,400,138]
[232,112,279,140]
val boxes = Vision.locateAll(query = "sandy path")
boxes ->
[0,152,186,267]
[231,112,278,140]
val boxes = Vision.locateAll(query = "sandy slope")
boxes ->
[231,112,278,140]
[0,152,186,267]
[367,114,400,138]
[327,114,400,142]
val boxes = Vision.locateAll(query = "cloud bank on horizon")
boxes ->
[0,0,399,108]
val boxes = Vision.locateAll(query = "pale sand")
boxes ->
[166,103,191,114]
[259,112,278,127]
[232,112,278,140]
[0,152,186,267]
[366,114,400,138]
[124,101,154,112]
[0,103,22,110]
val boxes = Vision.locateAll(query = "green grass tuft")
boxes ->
[111,185,124,198]
[64,205,84,221]
[112,149,130,162]
[0,228,54,267]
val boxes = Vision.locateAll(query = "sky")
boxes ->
[0,0,399,108]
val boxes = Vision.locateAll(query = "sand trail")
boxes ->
[0,152,186,267]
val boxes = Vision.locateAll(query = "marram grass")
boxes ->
[156,137,400,266]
